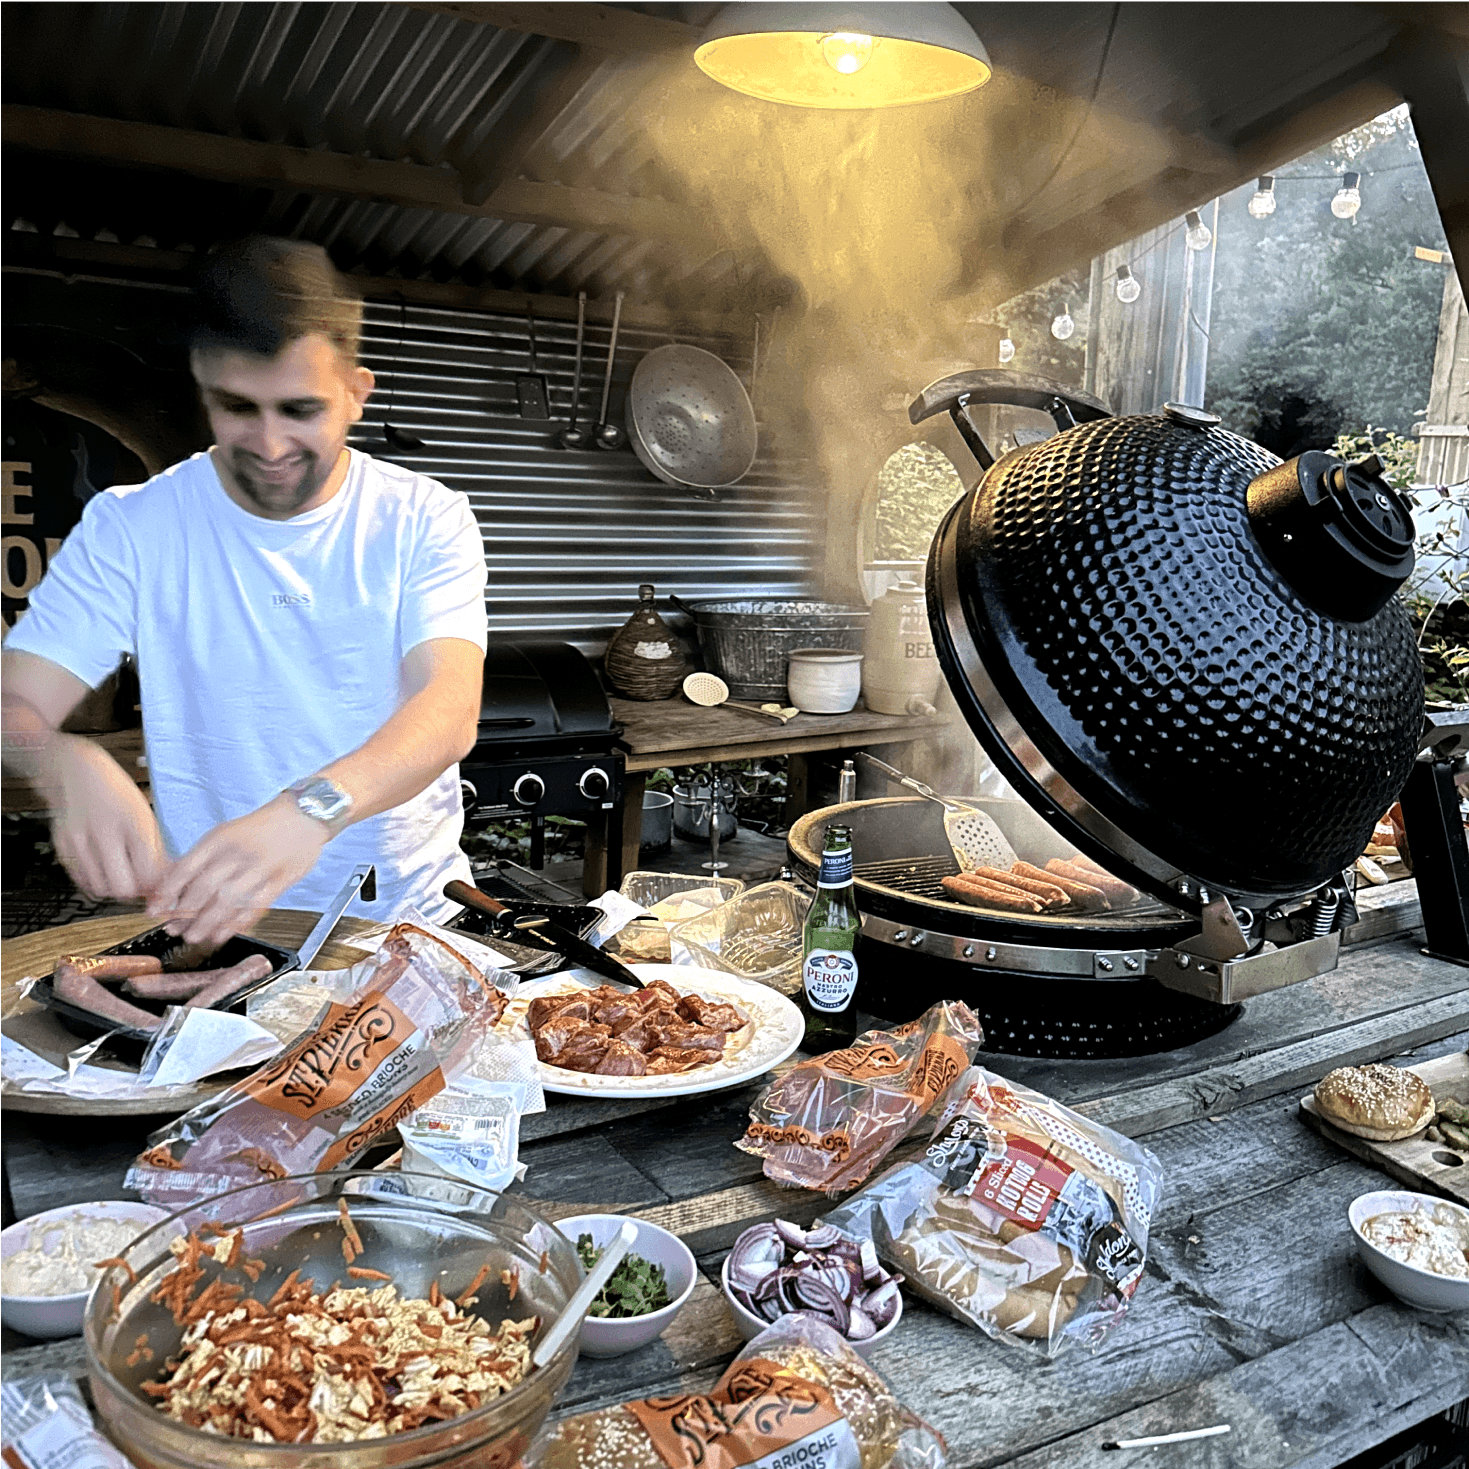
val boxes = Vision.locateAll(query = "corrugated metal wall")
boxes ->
[347,299,820,651]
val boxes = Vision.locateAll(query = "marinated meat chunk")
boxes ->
[533,1017,609,1062]
[591,993,643,1027]
[676,994,748,1033]
[593,1040,648,1076]
[637,979,684,1011]
[527,994,590,1030]
[645,1047,713,1074]
[548,1030,612,1073]
[647,1020,725,1053]
[611,1014,659,1053]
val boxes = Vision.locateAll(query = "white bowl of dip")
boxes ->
[2,1201,170,1339]
[1348,1190,1469,1313]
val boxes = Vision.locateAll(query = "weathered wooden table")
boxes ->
[3,902,1466,1467]
[583,696,952,891]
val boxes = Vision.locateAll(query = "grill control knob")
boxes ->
[578,766,610,800]
[512,773,546,807]
[459,779,479,814]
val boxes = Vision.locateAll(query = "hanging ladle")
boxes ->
[558,292,590,450]
[381,296,426,453]
[593,291,626,451]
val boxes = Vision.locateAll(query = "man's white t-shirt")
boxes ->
[6,449,488,923]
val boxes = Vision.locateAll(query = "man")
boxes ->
[2,238,488,944]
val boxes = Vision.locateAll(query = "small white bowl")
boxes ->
[2,1201,171,1340]
[557,1213,697,1358]
[1348,1190,1469,1313]
[720,1252,903,1362]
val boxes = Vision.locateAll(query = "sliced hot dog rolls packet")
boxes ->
[125,924,512,1212]
[737,1001,983,1195]
[527,1314,947,1469]
[822,1066,1163,1357]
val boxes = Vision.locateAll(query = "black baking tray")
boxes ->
[30,927,300,1050]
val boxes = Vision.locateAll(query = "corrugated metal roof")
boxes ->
[2,2,742,301]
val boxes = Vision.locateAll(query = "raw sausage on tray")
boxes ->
[53,959,165,1032]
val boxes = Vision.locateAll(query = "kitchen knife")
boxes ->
[444,879,646,989]
[295,864,377,972]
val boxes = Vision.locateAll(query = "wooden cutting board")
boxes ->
[1298,1051,1469,1205]
[1,909,380,1116]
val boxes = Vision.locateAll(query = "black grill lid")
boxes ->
[913,371,1424,908]
[479,640,614,739]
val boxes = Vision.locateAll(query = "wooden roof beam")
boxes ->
[2,104,718,249]
[399,3,696,52]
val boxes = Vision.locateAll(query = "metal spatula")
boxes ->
[859,753,1017,873]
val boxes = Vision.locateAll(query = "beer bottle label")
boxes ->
[802,949,858,1012]
[816,850,854,887]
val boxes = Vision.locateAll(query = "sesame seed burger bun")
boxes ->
[1313,1063,1435,1141]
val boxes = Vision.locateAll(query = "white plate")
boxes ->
[506,964,803,1099]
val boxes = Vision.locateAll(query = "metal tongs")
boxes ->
[444,879,645,989]
[294,864,377,971]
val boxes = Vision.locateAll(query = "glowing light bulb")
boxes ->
[1331,171,1362,219]
[1248,175,1276,219]
[998,332,1016,364]
[821,32,874,74]
[1051,305,1075,341]
[1184,209,1212,252]
[1115,264,1141,304]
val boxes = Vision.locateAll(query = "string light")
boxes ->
[1247,175,1276,218]
[1331,171,1362,219]
[1114,264,1141,303]
[1184,210,1213,251]
[998,330,1016,363]
[1051,304,1075,340]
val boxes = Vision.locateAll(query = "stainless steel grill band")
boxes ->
[349,299,820,652]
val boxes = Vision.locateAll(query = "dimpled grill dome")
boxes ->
[951,414,1423,898]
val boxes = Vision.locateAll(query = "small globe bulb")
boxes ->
[998,334,1016,364]
[1115,266,1141,304]
[1247,183,1276,219]
[1184,210,1212,252]
[821,32,874,74]
[1331,173,1362,219]
[1051,307,1075,341]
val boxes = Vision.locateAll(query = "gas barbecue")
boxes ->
[458,640,623,868]
[789,370,1434,1057]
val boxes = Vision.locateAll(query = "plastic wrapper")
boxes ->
[527,1314,946,1469]
[737,1001,983,1194]
[822,1065,1164,1357]
[125,923,510,1210]
[1,1373,131,1469]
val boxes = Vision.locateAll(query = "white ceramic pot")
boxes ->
[786,648,863,714]
[862,579,942,715]
[1347,1190,1469,1312]
[556,1213,698,1357]
[720,1254,902,1362]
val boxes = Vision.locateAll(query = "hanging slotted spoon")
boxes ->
[858,752,1017,873]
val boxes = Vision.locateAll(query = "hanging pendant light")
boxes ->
[1114,264,1141,303]
[1051,304,1075,341]
[694,2,991,109]
[998,330,1016,364]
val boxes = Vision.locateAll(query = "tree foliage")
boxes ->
[1206,107,1447,455]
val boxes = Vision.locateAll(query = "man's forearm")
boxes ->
[0,687,58,780]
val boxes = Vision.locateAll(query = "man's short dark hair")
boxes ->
[191,237,363,363]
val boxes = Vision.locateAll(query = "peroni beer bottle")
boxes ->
[800,824,860,1052]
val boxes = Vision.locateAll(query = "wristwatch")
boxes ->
[286,776,354,829]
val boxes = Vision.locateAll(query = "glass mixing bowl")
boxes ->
[84,1171,581,1469]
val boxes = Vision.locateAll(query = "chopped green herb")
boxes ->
[576,1232,670,1319]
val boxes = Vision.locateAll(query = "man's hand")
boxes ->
[47,735,167,902]
[148,795,330,947]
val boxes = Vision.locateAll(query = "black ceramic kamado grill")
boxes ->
[789,370,1427,1057]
